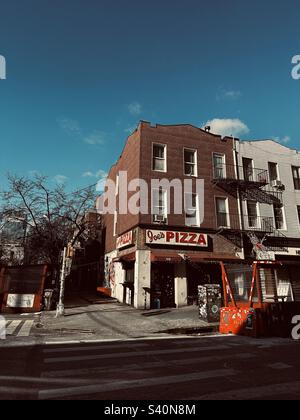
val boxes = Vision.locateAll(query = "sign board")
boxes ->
[255,250,275,261]
[116,230,134,250]
[6,294,35,309]
[146,230,208,248]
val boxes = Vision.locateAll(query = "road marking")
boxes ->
[0,375,103,386]
[6,321,22,335]
[195,380,300,400]
[39,368,237,400]
[43,342,150,354]
[0,386,35,398]
[42,352,255,379]
[268,363,293,370]
[17,320,34,337]
[44,344,231,364]
[43,333,229,346]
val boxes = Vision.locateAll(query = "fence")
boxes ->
[0,265,49,313]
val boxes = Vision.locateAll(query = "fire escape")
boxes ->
[212,163,288,256]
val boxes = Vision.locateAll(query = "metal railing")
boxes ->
[213,164,269,186]
[216,213,275,234]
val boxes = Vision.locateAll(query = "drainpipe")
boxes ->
[233,139,246,257]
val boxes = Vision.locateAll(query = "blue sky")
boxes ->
[0,0,300,191]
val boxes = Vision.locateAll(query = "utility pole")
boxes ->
[56,247,67,317]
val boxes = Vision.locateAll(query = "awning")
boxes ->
[113,252,136,263]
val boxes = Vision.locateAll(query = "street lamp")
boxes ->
[56,247,68,317]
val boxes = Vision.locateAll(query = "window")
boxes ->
[213,154,225,179]
[184,149,197,177]
[185,193,199,226]
[243,158,254,182]
[152,188,167,221]
[292,166,300,190]
[268,162,279,183]
[153,144,167,172]
[297,206,300,226]
[247,201,259,228]
[273,204,285,230]
[216,198,229,228]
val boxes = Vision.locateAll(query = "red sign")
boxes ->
[146,230,208,247]
[116,231,134,249]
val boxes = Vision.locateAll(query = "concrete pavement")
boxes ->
[0,335,300,400]
[0,300,219,346]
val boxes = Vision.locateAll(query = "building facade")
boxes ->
[232,140,300,303]
[103,122,246,309]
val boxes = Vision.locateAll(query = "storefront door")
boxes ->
[151,263,176,309]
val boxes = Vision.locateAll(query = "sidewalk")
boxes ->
[37,297,219,342]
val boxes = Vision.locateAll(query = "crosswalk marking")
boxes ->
[39,369,238,400]
[17,321,34,337]
[4,320,35,337]
[44,344,231,364]
[1,334,299,400]
[6,321,22,335]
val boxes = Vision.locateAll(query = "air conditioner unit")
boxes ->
[153,214,167,224]
[272,180,284,189]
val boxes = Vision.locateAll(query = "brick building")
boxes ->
[102,122,244,309]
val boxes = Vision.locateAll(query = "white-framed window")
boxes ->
[243,158,254,182]
[292,166,300,190]
[246,201,260,229]
[184,148,197,177]
[215,197,230,228]
[268,162,279,183]
[152,187,167,221]
[185,193,200,227]
[213,153,226,179]
[273,204,286,230]
[152,143,167,172]
[297,206,300,227]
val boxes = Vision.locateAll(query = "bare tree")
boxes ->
[0,174,100,267]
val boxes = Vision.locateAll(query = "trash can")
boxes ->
[43,289,55,311]
[154,298,161,310]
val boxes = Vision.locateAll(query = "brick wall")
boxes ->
[139,122,239,229]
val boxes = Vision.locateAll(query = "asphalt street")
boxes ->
[0,335,300,400]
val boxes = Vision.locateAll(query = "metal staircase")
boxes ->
[246,219,289,260]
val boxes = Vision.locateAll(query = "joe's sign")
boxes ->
[146,230,208,248]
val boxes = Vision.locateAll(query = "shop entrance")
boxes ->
[187,262,222,305]
[122,263,135,306]
[151,263,176,309]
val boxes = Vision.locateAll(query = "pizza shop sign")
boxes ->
[116,230,134,249]
[146,230,208,248]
